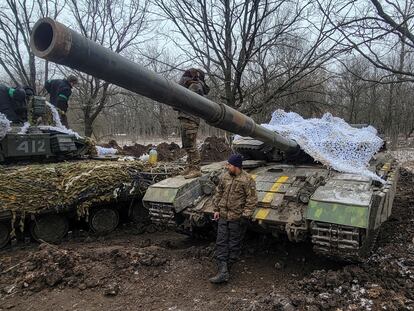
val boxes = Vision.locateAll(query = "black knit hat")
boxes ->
[228,154,243,168]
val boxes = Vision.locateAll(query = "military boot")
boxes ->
[184,166,202,179]
[209,261,229,284]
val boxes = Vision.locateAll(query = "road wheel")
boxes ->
[30,214,69,243]
[89,207,119,234]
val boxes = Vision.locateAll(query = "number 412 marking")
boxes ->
[16,140,46,153]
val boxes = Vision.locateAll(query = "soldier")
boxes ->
[0,84,34,123]
[44,75,78,128]
[178,68,210,179]
[209,154,258,284]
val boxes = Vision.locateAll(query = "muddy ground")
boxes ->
[102,136,231,163]
[0,170,413,310]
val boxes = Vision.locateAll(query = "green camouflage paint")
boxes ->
[306,200,368,228]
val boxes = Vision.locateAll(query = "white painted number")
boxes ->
[16,141,29,153]
[16,140,46,153]
[37,141,46,152]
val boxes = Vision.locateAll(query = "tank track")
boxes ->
[311,221,379,262]
[148,203,176,228]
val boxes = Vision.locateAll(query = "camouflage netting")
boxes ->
[235,110,384,182]
[0,160,147,218]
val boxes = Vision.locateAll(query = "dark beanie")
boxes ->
[228,154,243,168]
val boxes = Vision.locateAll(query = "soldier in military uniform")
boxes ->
[0,84,34,123]
[209,154,258,284]
[44,75,78,128]
[178,68,210,179]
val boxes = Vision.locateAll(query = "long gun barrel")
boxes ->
[30,18,299,153]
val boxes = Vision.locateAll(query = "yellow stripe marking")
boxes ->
[262,176,289,203]
[255,208,270,220]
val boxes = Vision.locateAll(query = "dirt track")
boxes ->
[0,170,413,310]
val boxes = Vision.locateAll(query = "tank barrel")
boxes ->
[30,18,298,153]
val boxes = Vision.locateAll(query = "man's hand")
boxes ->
[213,212,220,221]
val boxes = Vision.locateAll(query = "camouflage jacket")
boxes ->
[213,170,258,220]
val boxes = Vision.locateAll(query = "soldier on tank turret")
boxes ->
[44,75,78,128]
[178,68,210,179]
[209,154,258,284]
[0,84,35,123]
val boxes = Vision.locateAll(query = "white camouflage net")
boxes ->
[39,102,81,138]
[44,102,117,156]
[0,113,11,139]
[258,110,383,181]
[15,101,81,139]
[18,122,30,134]
[47,101,64,128]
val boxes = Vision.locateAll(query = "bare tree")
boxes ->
[142,46,182,139]
[153,0,343,118]
[318,0,414,81]
[0,0,64,89]
[68,0,151,137]
[334,58,369,123]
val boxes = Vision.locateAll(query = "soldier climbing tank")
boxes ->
[30,18,399,261]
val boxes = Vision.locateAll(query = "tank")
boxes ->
[143,152,398,261]
[0,159,181,248]
[0,78,181,249]
[0,95,90,163]
[30,18,399,261]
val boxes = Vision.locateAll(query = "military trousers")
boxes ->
[215,219,245,264]
[179,118,201,170]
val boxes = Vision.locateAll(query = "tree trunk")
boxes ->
[159,104,169,139]
[84,117,94,138]
[44,61,49,84]
[29,53,36,90]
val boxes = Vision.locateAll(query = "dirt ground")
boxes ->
[0,229,342,311]
[101,136,231,163]
[200,137,232,162]
[0,168,413,310]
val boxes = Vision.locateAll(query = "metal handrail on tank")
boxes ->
[30,18,299,154]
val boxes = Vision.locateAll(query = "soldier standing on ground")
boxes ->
[178,68,210,179]
[0,84,35,123]
[209,154,258,284]
[44,75,78,128]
